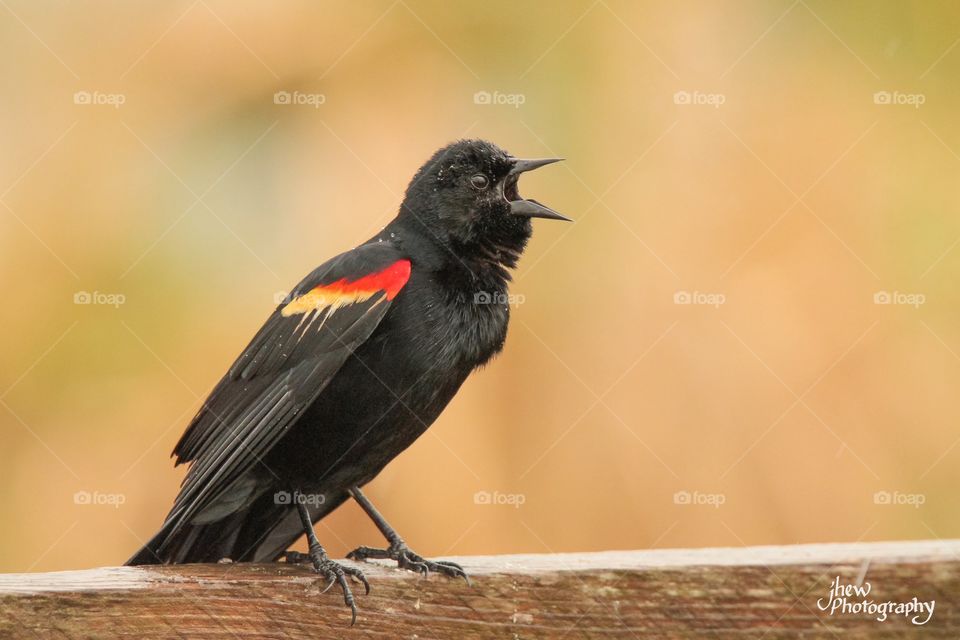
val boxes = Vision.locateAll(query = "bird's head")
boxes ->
[397,139,568,267]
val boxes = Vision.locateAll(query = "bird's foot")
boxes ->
[289,546,369,625]
[347,542,470,585]
[282,550,311,564]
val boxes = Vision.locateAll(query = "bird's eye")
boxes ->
[470,174,489,190]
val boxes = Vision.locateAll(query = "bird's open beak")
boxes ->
[506,157,571,221]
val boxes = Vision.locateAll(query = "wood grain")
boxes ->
[1,540,958,638]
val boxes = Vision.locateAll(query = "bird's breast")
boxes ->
[394,277,511,374]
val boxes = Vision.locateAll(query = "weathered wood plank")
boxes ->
[1,540,957,638]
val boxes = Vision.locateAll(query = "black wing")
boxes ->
[158,242,411,547]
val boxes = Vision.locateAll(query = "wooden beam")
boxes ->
[1,540,957,638]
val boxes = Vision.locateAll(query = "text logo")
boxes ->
[473,90,526,108]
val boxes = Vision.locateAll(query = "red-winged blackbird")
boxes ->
[126,139,568,623]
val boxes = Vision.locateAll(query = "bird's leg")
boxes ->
[293,499,369,625]
[346,486,470,584]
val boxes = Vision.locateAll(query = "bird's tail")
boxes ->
[125,491,348,565]
[125,509,247,565]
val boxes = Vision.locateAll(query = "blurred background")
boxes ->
[1,0,959,573]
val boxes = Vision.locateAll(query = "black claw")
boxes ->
[403,558,428,576]
[320,574,337,594]
[429,559,471,585]
[346,543,471,584]
[347,546,389,562]
[357,573,371,595]
[342,563,372,595]
[283,550,312,564]
[300,555,368,625]
[336,575,358,626]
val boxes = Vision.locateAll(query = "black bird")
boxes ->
[126,139,568,623]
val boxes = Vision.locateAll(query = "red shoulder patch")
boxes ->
[281,259,411,317]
